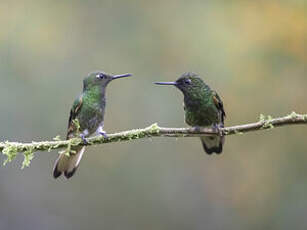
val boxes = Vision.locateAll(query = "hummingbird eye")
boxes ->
[96,73,105,79]
[184,79,192,85]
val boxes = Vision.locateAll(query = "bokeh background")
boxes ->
[0,0,306,229]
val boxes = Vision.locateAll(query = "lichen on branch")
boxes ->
[0,112,306,168]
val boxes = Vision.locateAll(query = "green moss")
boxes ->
[70,138,81,146]
[234,130,243,135]
[59,142,72,156]
[223,130,229,135]
[149,123,160,134]
[290,111,298,118]
[259,114,265,122]
[53,135,62,141]
[266,123,274,129]
[72,118,81,135]
[2,142,18,166]
[259,114,274,129]
[22,146,35,169]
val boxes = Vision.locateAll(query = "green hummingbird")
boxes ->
[155,72,225,154]
[53,71,132,179]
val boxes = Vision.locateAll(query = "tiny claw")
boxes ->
[192,126,201,132]
[213,124,223,136]
[80,134,88,145]
[99,131,108,139]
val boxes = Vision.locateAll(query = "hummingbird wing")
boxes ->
[212,91,226,124]
[66,95,83,139]
[53,94,85,179]
[200,91,226,155]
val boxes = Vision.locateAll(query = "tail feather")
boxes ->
[53,146,85,179]
[200,136,224,154]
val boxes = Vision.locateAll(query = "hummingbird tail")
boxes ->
[53,146,85,179]
[200,136,224,154]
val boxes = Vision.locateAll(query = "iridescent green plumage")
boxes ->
[53,71,132,179]
[155,72,226,154]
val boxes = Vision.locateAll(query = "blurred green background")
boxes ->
[0,0,306,229]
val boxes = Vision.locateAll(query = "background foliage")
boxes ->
[0,0,306,229]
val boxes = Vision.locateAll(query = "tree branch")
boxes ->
[0,112,306,168]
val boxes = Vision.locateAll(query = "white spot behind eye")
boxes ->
[185,79,192,84]
[96,74,100,79]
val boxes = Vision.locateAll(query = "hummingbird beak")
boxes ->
[154,81,177,86]
[112,73,132,80]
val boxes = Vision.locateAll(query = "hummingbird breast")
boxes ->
[184,97,219,127]
[78,101,105,135]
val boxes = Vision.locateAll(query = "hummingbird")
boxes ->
[53,71,132,179]
[155,72,225,154]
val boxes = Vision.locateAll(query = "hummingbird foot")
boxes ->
[212,124,223,136]
[192,126,201,132]
[96,126,108,138]
[80,134,89,145]
[99,131,108,139]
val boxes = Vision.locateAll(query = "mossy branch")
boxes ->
[0,112,306,168]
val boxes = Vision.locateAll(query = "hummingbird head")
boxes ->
[155,72,207,95]
[83,71,132,90]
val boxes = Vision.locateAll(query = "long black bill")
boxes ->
[112,73,132,80]
[154,81,177,85]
